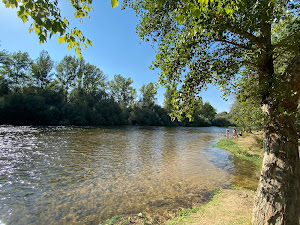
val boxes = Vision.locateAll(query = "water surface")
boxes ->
[0,126,258,224]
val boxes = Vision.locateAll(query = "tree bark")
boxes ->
[253,51,300,224]
[253,112,300,224]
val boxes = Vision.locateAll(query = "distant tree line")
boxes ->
[0,50,233,127]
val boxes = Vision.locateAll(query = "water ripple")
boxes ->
[0,126,257,225]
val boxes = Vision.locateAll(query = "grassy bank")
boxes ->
[216,133,264,167]
[167,189,222,225]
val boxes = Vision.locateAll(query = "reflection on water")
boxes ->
[0,126,258,224]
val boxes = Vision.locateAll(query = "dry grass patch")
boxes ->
[191,189,254,225]
[235,132,264,158]
[168,189,255,225]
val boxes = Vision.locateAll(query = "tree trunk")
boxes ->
[252,111,300,224]
[252,35,300,223]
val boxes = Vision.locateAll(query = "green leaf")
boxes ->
[21,14,28,23]
[192,8,201,18]
[5,1,10,8]
[58,36,65,44]
[111,0,119,8]
[33,23,41,35]
[25,0,33,10]
[176,14,183,25]
[35,16,43,25]
[44,19,52,30]
[225,6,233,15]
[52,21,59,33]
[75,47,82,59]
[198,0,208,4]
[39,34,46,44]
[158,0,164,8]
[17,5,24,16]
[86,39,92,46]
[75,29,82,37]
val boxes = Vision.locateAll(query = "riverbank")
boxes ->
[100,133,263,225]
[167,188,255,225]
[165,133,263,225]
[100,188,256,225]
[216,132,264,167]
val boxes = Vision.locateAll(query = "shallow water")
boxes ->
[0,126,258,225]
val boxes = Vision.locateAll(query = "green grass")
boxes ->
[216,138,263,167]
[99,216,124,225]
[167,189,222,225]
[253,135,263,146]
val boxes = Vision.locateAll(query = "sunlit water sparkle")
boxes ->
[0,126,258,225]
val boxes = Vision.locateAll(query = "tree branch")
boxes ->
[215,14,263,49]
[226,24,263,49]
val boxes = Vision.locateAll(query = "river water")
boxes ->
[0,126,258,225]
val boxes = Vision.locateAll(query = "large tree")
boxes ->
[0,51,32,92]
[230,68,265,132]
[108,74,136,108]
[31,50,54,88]
[199,101,216,123]
[139,82,157,108]
[126,0,300,224]
[82,62,106,93]
[163,85,176,112]
[55,55,80,99]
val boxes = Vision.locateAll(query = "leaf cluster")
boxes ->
[126,0,300,119]
[3,0,94,58]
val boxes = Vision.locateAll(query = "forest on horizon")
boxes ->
[0,49,233,127]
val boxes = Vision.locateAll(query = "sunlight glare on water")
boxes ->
[0,126,257,224]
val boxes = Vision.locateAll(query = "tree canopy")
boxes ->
[126,0,299,118]
[139,82,157,108]
[31,50,54,88]
[109,74,136,108]
[2,0,96,58]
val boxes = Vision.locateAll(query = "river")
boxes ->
[0,126,258,224]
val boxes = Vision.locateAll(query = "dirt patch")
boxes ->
[190,189,255,225]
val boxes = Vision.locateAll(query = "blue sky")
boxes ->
[0,1,233,113]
